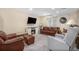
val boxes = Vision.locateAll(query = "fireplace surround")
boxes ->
[25,25,39,35]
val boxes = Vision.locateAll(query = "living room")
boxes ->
[0,8,79,51]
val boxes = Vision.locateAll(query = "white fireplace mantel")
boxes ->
[26,25,39,28]
[25,24,40,35]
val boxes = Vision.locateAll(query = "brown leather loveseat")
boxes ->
[0,31,24,51]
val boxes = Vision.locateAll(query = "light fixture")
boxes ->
[29,8,33,11]
[42,13,51,16]
[51,8,55,10]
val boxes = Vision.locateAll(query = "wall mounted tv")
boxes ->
[27,17,37,24]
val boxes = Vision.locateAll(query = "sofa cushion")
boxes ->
[7,33,17,39]
[0,31,8,41]
[4,37,23,44]
[43,27,49,30]
[0,37,4,44]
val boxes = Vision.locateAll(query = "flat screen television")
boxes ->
[27,17,37,24]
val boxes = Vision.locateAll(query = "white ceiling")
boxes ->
[14,8,79,17]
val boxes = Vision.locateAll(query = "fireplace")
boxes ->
[31,28,36,34]
[25,25,39,35]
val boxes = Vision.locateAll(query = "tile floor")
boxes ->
[23,34,79,51]
[24,34,49,51]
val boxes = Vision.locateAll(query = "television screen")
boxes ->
[27,17,37,24]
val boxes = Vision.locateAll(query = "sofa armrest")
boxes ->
[0,38,24,51]
[4,38,23,44]
[7,33,17,39]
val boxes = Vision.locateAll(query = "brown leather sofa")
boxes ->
[0,31,24,51]
[40,27,62,36]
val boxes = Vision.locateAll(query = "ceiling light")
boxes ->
[51,8,55,10]
[42,13,51,16]
[29,8,33,11]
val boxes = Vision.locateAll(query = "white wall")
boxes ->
[0,16,3,31]
[0,9,28,34]
[38,16,55,27]
[38,16,47,26]
[76,10,79,25]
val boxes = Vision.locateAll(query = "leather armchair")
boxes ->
[0,31,24,51]
[0,38,24,51]
[0,31,17,41]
